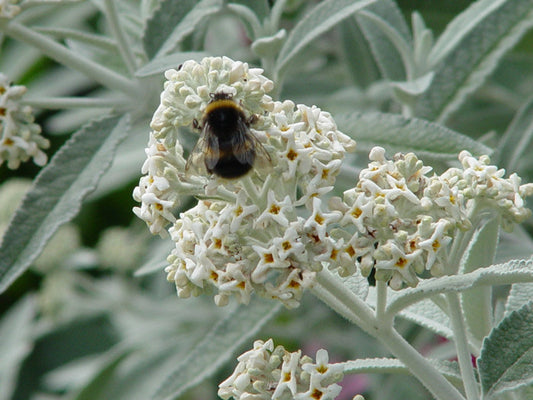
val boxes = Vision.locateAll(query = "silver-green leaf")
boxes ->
[415,0,533,123]
[478,302,533,397]
[0,114,130,294]
[275,0,376,77]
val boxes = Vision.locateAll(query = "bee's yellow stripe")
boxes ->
[204,99,242,115]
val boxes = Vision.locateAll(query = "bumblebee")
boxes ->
[186,92,270,179]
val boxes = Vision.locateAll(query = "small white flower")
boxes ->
[0,74,49,169]
[219,340,343,400]
[0,0,21,19]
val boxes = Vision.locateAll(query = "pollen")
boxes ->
[264,253,274,263]
[156,143,166,152]
[269,204,280,214]
[450,194,456,204]
[282,241,292,251]
[330,248,338,260]
[351,207,362,218]
[432,239,440,252]
[288,280,300,288]
[214,238,222,249]
[321,169,329,179]
[3,137,14,146]
[283,372,291,382]
[0,86,5,95]
[237,281,246,289]
[311,388,324,399]
[210,271,219,281]
[287,149,298,161]
[0,107,5,117]
[154,203,164,211]
[314,213,325,225]
[316,364,328,374]
[234,206,243,217]
[346,246,356,257]
[396,257,408,268]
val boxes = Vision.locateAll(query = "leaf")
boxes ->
[275,0,376,76]
[386,259,533,317]
[478,302,533,397]
[355,0,412,81]
[134,51,208,77]
[504,282,533,317]
[0,296,35,400]
[339,16,380,88]
[399,298,453,339]
[143,0,223,59]
[415,0,533,123]
[335,111,492,160]
[494,95,533,173]
[461,217,500,342]
[0,114,130,294]
[342,357,462,387]
[152,298,282,400]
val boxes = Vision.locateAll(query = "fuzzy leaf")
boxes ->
[339,16,380,88]
[478,302,533,397]
[152,298,281,400]
[399,298,453,339]
[386,259,533,317]
[276,0,376,76]
[505,282,533,317]
[135,51,208,77]
[0,115,130,294]
[335,111,492,160]
[461,217,500,342]
[0,296,35,400]
[343,358,462,386]
[355,0,412,81]
[143,0,222,59]
[415,0,533,123]
[494,95,533,173]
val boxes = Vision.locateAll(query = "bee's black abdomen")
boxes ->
[209,154,254,178]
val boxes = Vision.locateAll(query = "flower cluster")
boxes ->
[134,57,355,307]
[441,150,533,231]
[218,339,344,400]
[333,147,533,289]
[0,74,49,169]
[0,0,20,19]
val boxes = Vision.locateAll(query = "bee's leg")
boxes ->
[192,119,201,130]
[247,114,258,126]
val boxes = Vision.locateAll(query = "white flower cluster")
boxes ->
[134,57,355,307]
[133,57,275,237]
[0,74,49,169]
[218,339,343,400]
[442,150,533,231]
[0,0,20,18]
[333,147,533,289]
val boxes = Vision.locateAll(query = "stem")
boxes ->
[22,96,130,110]
[313,270,467,400]
[446,293,480,400]
[314,269,376,333]
[377,326,466,400]
[1,21,139,98]
[376,280,387,322]
[103,0,138,75]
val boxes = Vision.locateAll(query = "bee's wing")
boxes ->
[232,123,271,167]
[185,124,219,175]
